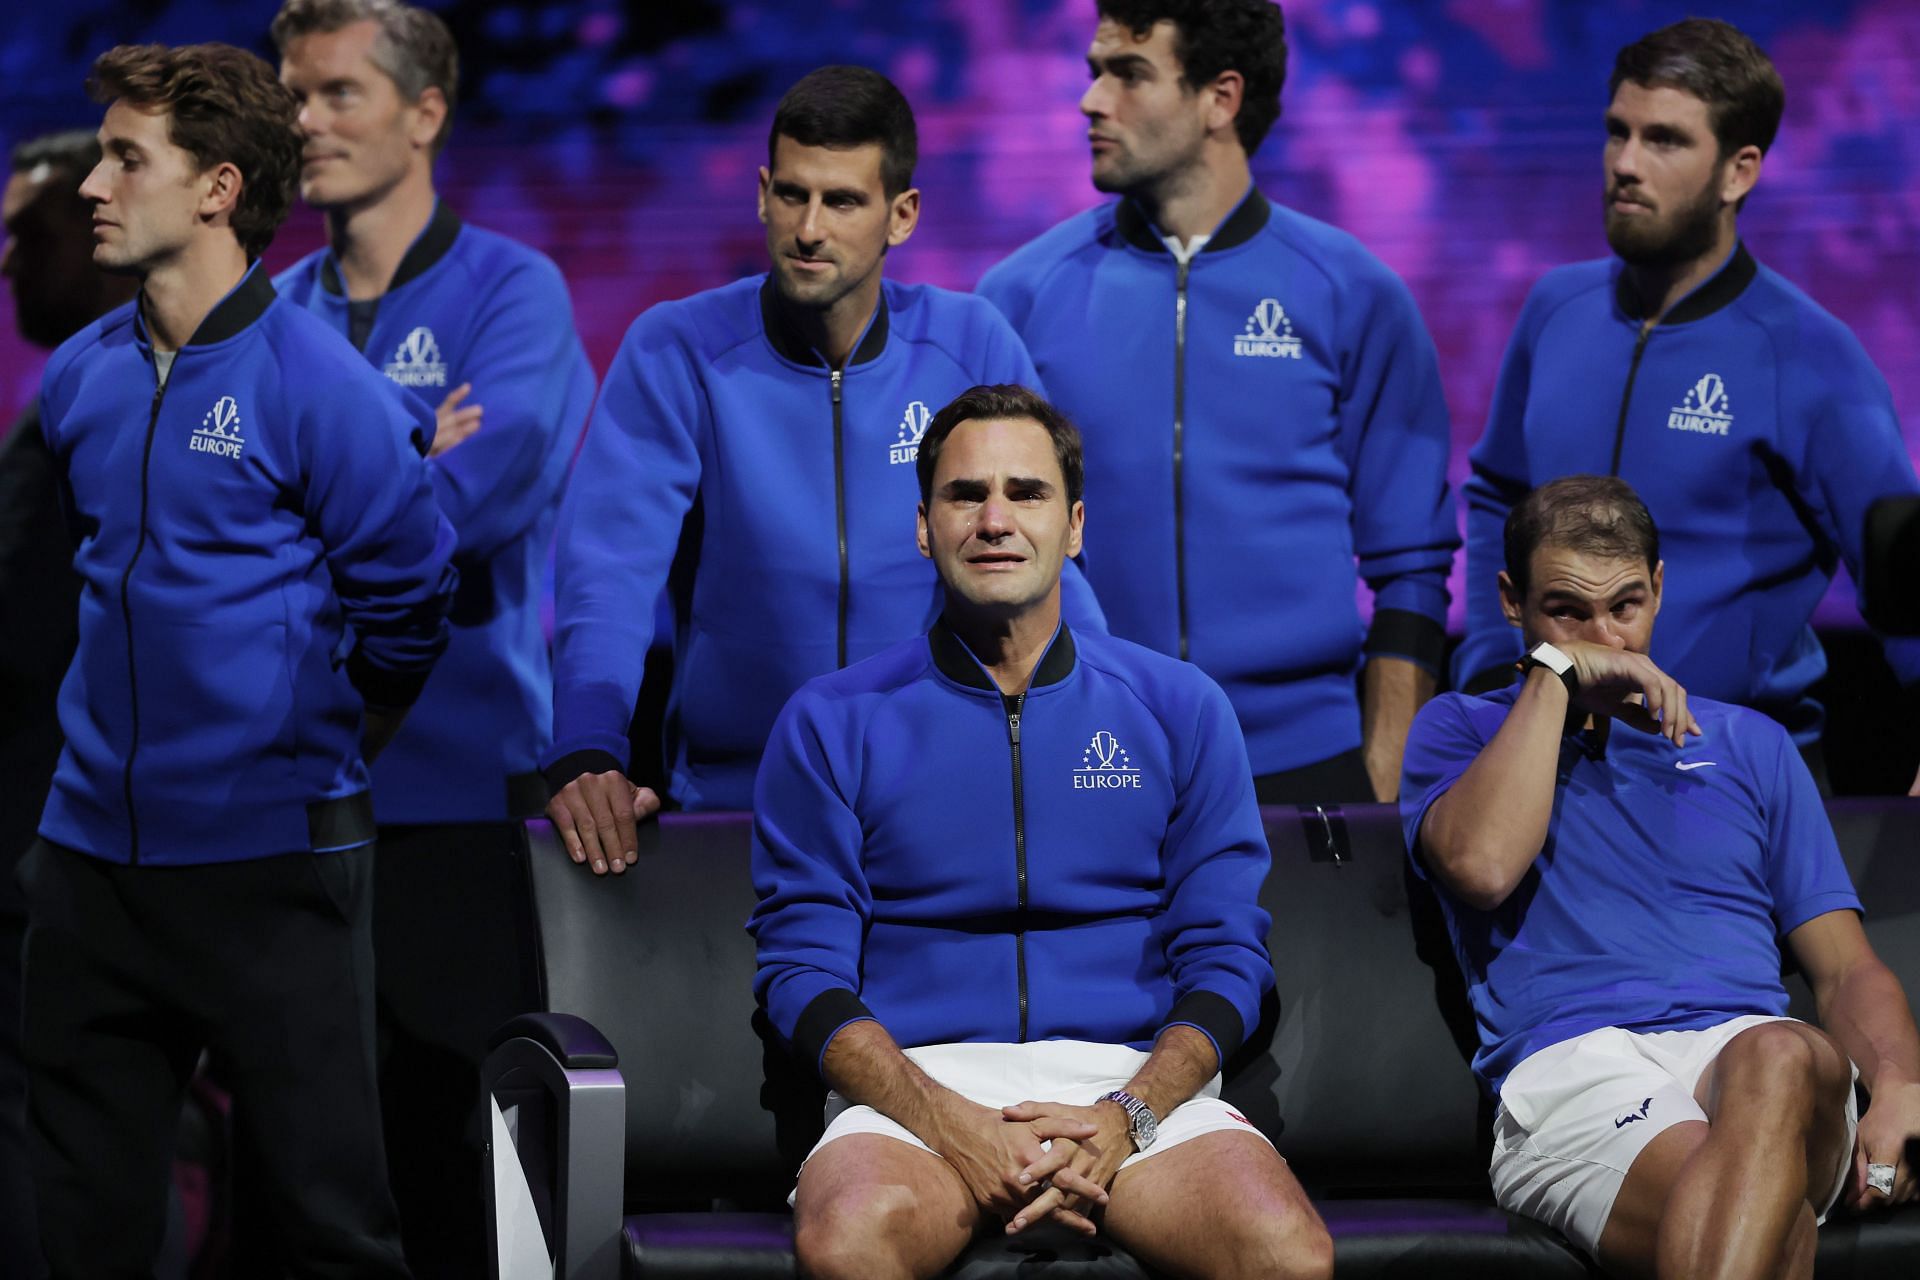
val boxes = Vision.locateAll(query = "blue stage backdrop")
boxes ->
[4,0,1917,629]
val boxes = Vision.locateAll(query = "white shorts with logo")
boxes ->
[1491,1014,1858,1259]
[790,1039,1271,1204]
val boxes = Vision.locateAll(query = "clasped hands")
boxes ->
[938,1097,1133,1237]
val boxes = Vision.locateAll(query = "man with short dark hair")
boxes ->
[0,125,137,1280]
[753,383,1330,1280]
[270,3,594,1268]
[1453,18,1920,794]
[1403,474,1920,1278]
[546,67,1103,866]
[981,0,1457,805]
[28,41,454,1277]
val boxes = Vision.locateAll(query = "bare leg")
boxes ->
[1101,1131,1332,1280]
[792,1134,982,1280]
[1595,1021,1852,1280]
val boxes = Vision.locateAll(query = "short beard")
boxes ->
[1605,170,1724,269]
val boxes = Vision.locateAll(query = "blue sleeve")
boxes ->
[1338,261,1457,675]
[1397,694,1490,881]
[746,687,876,1073]
[975,253,1034,335]
[544,308,704,784]
[1157,677,1273,1066]
[301,363,458,709]
[1758,721,1863,934]
[1453,297,1540,692]
[1782,321,1920,687]
[428,258,592,563]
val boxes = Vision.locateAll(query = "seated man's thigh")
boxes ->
[1105,1129,1331,1280]
[794,1133,981,1280]
[1491,1027,1709,1259]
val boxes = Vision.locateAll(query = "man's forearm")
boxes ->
[1420,666,1568,910]
[819,1017,979,1146]
[1820,957,1920,1096]
[1115,1024,1222,1122]
[1362,656,1436,802]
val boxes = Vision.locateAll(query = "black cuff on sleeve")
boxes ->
[1462,660,1520,697]
[346,647,430,711]
[542,749,627,796]
[1164,990,1247,1065]
[794,987,874,1077]
[1363,608,1447,675]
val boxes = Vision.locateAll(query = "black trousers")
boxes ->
[20,840,409,1280]
[1254,745,1377,806]
[374,822,540,1280]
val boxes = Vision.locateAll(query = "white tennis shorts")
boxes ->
[1490,1014,1858,1259]
[791,1039,1270,1203]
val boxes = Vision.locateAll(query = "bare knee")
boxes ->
[1711,1023,1848,1120]
[794,1180,922,1280]
[1224,1206,1333,1280]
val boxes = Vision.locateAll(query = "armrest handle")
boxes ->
[490,1012,618,1069]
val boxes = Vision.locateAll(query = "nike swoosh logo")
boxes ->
[1675,761,1718,771]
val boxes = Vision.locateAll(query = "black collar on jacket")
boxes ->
[1614,241,1757,325]
[1113,187,1271,256]
[759,275,891,368]
[319,200,463,297]
[929,618,1077,692]
[139,259,276,347]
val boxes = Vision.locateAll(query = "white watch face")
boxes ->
[1529,642,1573,676]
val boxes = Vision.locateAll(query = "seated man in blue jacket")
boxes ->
[544,67,1103,872]
[29,42,454,1278]
[1452,18,1920,793]
[750,385,1330,1280]
[1402,475,1920,1279]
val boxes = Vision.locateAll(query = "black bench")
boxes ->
[485,802,1920,1278]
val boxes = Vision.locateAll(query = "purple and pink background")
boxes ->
[5,0,1918,629]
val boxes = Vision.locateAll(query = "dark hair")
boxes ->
[88,44,302,260]
[916,385,1085,508]
[11,130,102,184]
[1504,475,1660,595]
[1096,0,1288,155]
[768,66,918,197]
[1610,18,1784,158]
[271,0,461,154]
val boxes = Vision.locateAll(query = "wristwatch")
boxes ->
[1518,641,1578,697]
[1099,1090,1158,1152]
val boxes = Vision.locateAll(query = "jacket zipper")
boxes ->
[1172,261,1191,661]
[120,366,172,864]
[1004,690,1030,1041]
[831,369,849,669]
[1609,324,1653,476]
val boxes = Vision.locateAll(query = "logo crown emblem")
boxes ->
[896,400,932,446]
[202,396,241,438]
[1243,298,1291,341]
[1685,373,1728,415]
[397,326,440,366]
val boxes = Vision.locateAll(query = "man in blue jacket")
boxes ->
[545,66,1103,868]
[980,0,1457,805]
[28,42,454,1278]
[271,3,594,1269]
[1452,18,1920,793]
[1403,475,1920,1278]
[752,384,1330,1280]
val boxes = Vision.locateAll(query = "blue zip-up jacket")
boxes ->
[980,190,1458,777]
[1454,244,1920,741]
[278,203,594,822]
[749,621,1272,1075]
[37,264,456,866]
[544,275,1107,812]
